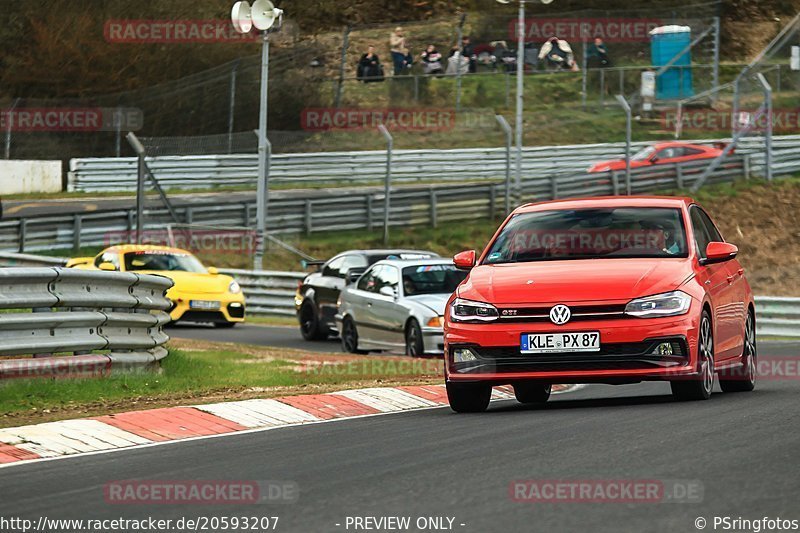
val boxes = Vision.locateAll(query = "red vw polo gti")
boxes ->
[444,196,756,412]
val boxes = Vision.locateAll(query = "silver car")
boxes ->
[337,259,468,356]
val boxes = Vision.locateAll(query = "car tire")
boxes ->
[341,316,368,354]
[719,311,757,393]
[214,321,236,328]
[299,300,328,341]
[446,381,492,413]
[405,319,425,357]
[671,310,715,401]
[513,382,552,404]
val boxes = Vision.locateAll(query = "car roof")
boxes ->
[372,258,454,268]
[333,249,440,259]
[103,244,193,255]
[650,141,709,150]
[515,195,695,214]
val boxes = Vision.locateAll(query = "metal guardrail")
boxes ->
[0,268,173,379]
[755,297,800,338]
[67,135,800,192]
[218,268,305,317]
[0,155,759,254]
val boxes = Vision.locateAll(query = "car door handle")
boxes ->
[737,268,744,276]
[367,302,372,307]
[727,275,734,283]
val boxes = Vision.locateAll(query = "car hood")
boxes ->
[458,259,694,305]
[133,270,234,294]
[405,293,451,315]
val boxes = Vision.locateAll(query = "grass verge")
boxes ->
[0,339,442,428]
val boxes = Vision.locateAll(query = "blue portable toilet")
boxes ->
[650,25,694,99]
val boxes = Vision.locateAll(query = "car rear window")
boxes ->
[402,265,467,296]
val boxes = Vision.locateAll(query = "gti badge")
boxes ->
[549,304,571,325]
[502,309,518,316]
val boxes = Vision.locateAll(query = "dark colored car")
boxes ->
[295,249,439,340]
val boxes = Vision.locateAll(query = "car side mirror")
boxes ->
[379,286,397,299]
[98,262,117,271]
[453,250,476,270]
[650,156,659,164]
[207,266,219,275]
[701,242,738,265]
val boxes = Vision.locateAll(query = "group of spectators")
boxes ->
[356,27,612,83]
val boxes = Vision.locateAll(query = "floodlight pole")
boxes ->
[514,0,525,203]
[254,31,270,270]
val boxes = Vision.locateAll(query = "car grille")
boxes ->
[227,303,245,319]
[496,304,627,323]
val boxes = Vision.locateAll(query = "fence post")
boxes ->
[378,125,393,245]
[228,60,239,154]
[304,200,313,235]
[712,16,721,96]
[430,190,438,228]
[414,75,419,102]
[676,163,684,189]
[495,115,512,214]
[5,98,20,160]
[72,214,82,253]
[599,69,605,108]
[334,26,351,109]
[615,94,632,195]
[757,72,773,182]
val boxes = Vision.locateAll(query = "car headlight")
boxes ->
[449,298,499,323]
[228,281,241,294]
[625,291,691,318]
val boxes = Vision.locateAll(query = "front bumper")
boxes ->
[444,301,701,383]
[170,291,246,323]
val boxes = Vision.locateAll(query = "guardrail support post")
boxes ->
[489,186,496,220]
[378,125,393,245]
[610,171,619,196]
[676,164,684,189]
[744,154,751,181]
[430,190,438,228]
[72,215,82,253]
[304,200,313,235]
[550,175,559,200]
[18,219,26,253]
[366,196,373,231]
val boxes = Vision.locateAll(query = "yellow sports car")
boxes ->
[67,244,245,327]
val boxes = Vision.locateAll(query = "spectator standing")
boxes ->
[461,36,477,73]
[420,44,443,75]
[587,37,611,68]
[390,27,413,75]
[357,45,384,82]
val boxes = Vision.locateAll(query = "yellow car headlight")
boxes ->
[228,281,242,294]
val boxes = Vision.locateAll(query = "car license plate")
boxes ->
[190,300,220,310]
[520,332,600,354]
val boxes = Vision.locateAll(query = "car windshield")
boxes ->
[483,207,689,264]
[402,264,467,296]
[632,146,656,161]
[124,251,206,273]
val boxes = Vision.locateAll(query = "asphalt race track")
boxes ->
[168,323,341,353]
[1,341,798,533]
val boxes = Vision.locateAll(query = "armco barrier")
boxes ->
[755,297,800,338]
[66,135,800,192]
[2,156,752,253]
[218,268,305,317]
[0,267,173,379]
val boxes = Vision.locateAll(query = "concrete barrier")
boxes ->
[0,160,62,195]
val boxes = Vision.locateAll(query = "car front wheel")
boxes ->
[446,381,491,413]
[719,311,757,392]
[299,300,328,341]
[671,310,714,401]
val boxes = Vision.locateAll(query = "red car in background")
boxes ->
[444,196,755,413]
[588,142,728,173]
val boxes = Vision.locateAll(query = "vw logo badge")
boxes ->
[549,304,571,325]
